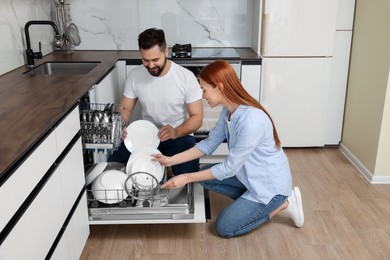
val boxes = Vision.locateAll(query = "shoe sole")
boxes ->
[293,186,304,227]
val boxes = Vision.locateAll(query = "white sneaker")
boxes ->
[285,186,304,228]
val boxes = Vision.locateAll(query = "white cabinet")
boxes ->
[126,64,142,124]
[0,165,65,260]
[260,58,332,147]
[241,63,261,102]
[325,31,353,144]
[0,106,89,259]
[58,138,85,219]
[89,61,126,105]
[336,0,356,30]
[325,0,355,145]
[91,66,120,105]
[52,192,89,260]
[0,131,57,233]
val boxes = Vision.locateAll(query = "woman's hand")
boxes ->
[160,174,191,189]
[152,154,174,167]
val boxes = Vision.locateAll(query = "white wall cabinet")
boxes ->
[0,106,89,260]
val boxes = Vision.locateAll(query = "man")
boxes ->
[109,28,203,175]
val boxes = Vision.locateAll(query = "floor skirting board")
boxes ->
[339,143,390,184]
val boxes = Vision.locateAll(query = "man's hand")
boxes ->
[121,127,128,140]
[158,125,178,141]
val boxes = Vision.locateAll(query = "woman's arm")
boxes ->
[161,168,214,189]
[153,146,204,167]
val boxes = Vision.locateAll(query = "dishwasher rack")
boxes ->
[79,103,123,150]
[85,164,202,223]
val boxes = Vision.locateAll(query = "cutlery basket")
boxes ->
[79,103,123,150]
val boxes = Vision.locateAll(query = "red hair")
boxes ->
[199,60,281,149]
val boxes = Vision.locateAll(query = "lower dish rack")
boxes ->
[85,163,207,224]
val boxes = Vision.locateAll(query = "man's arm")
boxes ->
[158,99,203,141]
[117,96,137,126]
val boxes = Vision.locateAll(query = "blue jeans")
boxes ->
[199,164,287,238]
[108,135,199,175]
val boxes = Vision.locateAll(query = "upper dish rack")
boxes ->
[79,103,123,150]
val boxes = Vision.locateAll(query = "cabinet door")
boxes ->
[0,131,57,233]
[336,0,356,30]
[260,58,332,147]
[58,138,85,219]
[125,65,142,123]
[241,64,261,102]
[51,192,89,260]
[95,66,120,104]
[0,168,64,260]
[325,31,353,144]
[116,60,127,99]
[55,106,80,155]
[261,0,337,56]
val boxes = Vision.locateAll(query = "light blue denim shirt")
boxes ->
[195,105,292,204]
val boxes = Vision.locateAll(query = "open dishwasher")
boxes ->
[79,103,208,224]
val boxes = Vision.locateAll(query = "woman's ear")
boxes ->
[216,82,224,93]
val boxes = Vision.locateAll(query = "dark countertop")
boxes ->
[0,48,260,185]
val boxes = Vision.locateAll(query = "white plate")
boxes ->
[91,170,128,204]
[124,120,159,153]
[131,155,164,187]
[125,146,162,176]
[85,162,107,186]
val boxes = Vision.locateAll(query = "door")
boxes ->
[260,57,332,147]
[261,0,338,56]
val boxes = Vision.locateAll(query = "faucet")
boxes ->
[24,20,62,67]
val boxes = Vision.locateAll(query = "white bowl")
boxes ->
[91,170,128,204]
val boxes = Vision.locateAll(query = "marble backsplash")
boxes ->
[0,0,256,76]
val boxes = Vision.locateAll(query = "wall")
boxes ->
[0,0,54,76]
[342,0,390,182]
[0,0,257,76]
[69,0,255,50]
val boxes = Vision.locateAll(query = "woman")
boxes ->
[153,60,304,237]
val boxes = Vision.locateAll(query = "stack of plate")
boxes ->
[124,120,164,189]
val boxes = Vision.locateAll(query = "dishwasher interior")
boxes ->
[79,102,208,224]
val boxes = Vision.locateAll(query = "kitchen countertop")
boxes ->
[0,48,260,184]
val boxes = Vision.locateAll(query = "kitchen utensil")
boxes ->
[65,23,81,46]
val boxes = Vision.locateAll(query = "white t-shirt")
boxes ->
[124,61,202,128]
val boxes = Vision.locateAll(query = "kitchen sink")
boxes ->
[24,61,100,75]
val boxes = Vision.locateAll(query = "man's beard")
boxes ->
[146,57,167,77]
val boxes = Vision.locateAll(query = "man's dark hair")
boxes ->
[138,28,167,51]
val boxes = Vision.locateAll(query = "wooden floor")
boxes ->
[80,148,390,260]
